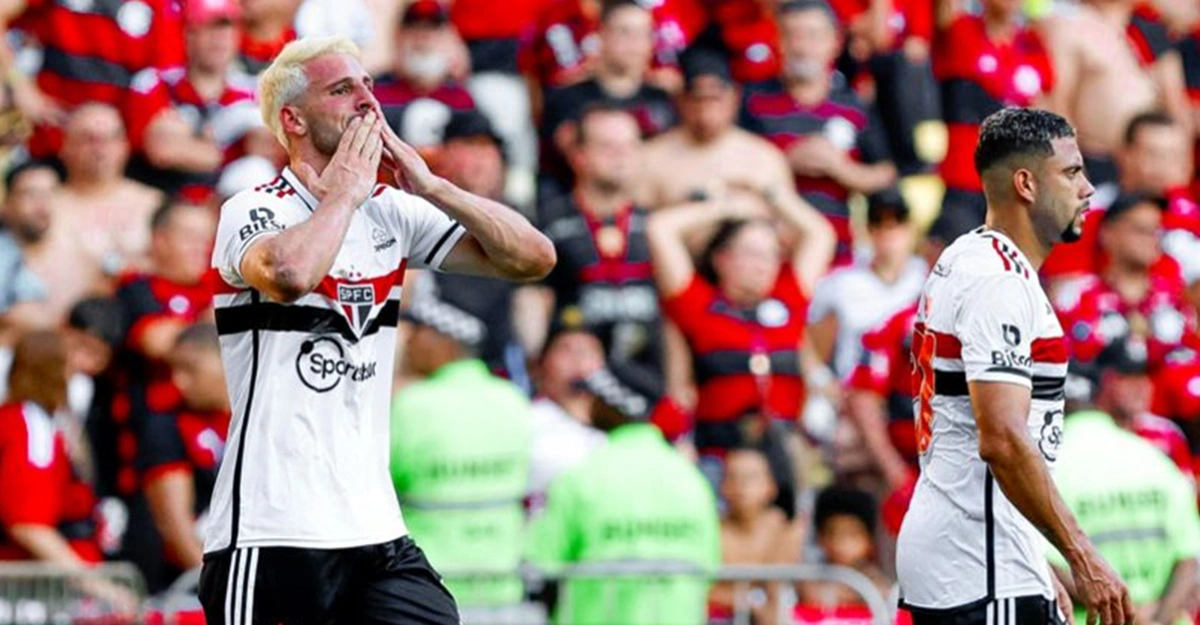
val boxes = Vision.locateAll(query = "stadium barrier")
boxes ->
[0,561,892,625]
[0,562,145,625]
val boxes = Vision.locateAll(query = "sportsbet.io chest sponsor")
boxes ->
[295,336,377,392]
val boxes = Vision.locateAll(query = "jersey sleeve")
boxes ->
[661,274,717,337]
[211,192,310,289]
[136,412,191,483]
[954,273,1038,388]
[385,191,467,271]
[0,412,62,528]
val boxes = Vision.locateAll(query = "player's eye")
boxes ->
[332,85,350,95]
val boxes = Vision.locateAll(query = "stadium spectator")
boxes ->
[647,199,814,474]
[0,160,59,340]
[843,302,918,492]
[392,283,532,607]
[0,330,137,611]
[522,105,664,395]
[741,0,896,267]
[376,0,476,149]
[1041,0,1191,193]
[125,0,274,197]
[701,0,784,84]
[638,49,832,271]
[540,0,677,196]
[1053,194,1195,374]
[423,111,521,376]
[927,0,1054,248]
[795,486,896,625]
[134,323,229,593]
[1043,112,1197,281]
[1180,29,1200,194]
[526,368,720,625]
[709,447,805,625]
[238,0,299,74]
[38,104,161,325]
[807,193,924,380]
[526,324,607,513]
[0,0,184,158]
[66,298,126,505]
[1054,339,1200,625]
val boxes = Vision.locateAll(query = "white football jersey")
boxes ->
[896,228,1067,609]
[204,168,465,552]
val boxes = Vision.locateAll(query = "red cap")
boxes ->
[401,0,448,26]
[185,0,241,25]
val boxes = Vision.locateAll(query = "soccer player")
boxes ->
[896,107,1133,625]
[198,36,555,625]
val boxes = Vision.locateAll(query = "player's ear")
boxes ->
[281,105,307,138]
[1012,167,1037,205]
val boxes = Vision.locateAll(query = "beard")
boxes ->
[308,115,345,157]
[1060,215,1083,243]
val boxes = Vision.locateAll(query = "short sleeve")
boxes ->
[388,192,467,271]
[211,192,309,289]
[661,274,716,337]
[954,273,1038,388]
[136,412,190,481]
[0,413,62,527]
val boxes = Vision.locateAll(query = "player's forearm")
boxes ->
[981,428,1091,567]
[259,194,358,301]
[422,178,555,281]
[768,191,836,287]
[145,474,203,570]
[7,524,89,568]
[144,136,223,173]
[1154,558,1198,624]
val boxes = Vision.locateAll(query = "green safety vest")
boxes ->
[1049,410,1200,625]
[527,423,721,625]
[390,359,532,606]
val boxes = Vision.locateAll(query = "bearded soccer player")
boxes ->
[197,36,555,625]
[896,107,1133,625]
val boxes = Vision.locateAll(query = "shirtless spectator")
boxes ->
[1041,0,1191,192]
[795,487,894,625]
[375,0,476,149]
[639,49,836,268]
[709,448,805,625]
[0,161,60,339]
[37,105,161,325]
[126,0,275,197]
[741,0,897,267]
[238,0,300,74]
[540,0,678,197]
[928,0,1055,245]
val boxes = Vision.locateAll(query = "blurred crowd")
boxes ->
[1,0,1200,623]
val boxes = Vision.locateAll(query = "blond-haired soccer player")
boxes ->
[197,36,555,625]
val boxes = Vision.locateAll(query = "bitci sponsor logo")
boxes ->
[295,336,377,392]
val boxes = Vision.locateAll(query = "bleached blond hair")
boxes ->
[258,36,362,147]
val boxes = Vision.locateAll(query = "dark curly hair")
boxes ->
[697,218,756,285]
[974,107,1075,177]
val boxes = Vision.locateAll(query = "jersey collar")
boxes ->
[978,226,1035,270]
[280,167,318,212]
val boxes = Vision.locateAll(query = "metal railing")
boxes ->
[0,562,146,625]
[0,561,892,625]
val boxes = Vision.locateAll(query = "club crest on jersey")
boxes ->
[1038,409,1064,462]
[338,284,376,333]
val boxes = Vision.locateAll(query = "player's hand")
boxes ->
[293,111,383,205]
[379,120,442,196]
[1052,569,1076,625]
[1070,547,1135,625]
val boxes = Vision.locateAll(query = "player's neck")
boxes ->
[556,394,595,425]
[724,507,767,530]
[786,75,831,107]
[187,66,227,101]
[289,152,333,188]
[1102,262,1150,302]
[595,65,643,99]
[66,175,123,197]
[981,9,1019,40]
[984,211,1047,269]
